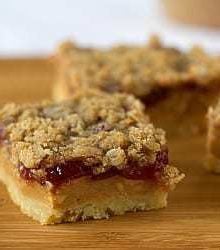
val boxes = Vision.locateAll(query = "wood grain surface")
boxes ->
[0,59,220,249]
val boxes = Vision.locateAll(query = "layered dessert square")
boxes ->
[54,36,220,136]
[0,91,183,224]
[207,101,220,173]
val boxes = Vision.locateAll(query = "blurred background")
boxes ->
[0,0,220,57]
[0,0,220,104]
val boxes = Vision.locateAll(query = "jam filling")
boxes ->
[19,148,168,187]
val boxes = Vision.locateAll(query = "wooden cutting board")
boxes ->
[0,59,220,249]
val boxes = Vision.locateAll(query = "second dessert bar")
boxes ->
[54,37,220,136]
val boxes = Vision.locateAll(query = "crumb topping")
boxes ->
[56,36,220,98]
[0,91,166,172]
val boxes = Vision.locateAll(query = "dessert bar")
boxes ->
[0,91,183,224]
[54,36,220,136]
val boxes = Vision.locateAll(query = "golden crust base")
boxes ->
[147,87,219,137]
[0,149,170,225]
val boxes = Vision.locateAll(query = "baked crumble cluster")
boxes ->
[56,36,220,99]
[0,91,182,187]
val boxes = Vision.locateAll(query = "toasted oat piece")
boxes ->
[0,91,183,224]
[54,36,220,136]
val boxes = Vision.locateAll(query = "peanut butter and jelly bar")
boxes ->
[54,36,220,136]
[0,91,183,224]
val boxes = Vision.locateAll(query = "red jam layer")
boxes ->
[18,148,168,187]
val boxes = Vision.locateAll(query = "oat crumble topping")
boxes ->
[0,91,166,173]
[56,36,220,98]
